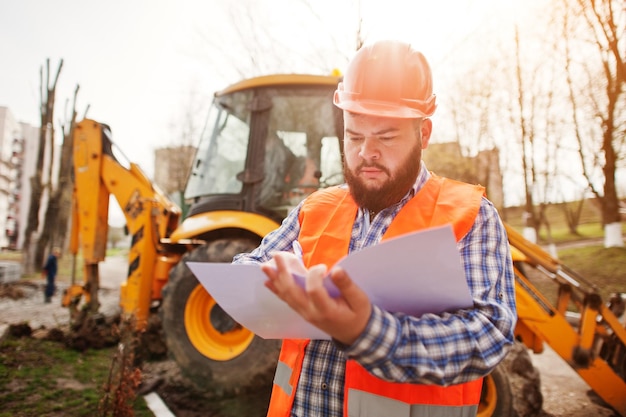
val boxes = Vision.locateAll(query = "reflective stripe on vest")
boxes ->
[347,389,479,417]
[267,339,309,416]
[344,360,483,417]
[266,175,486,417]
[273,361,293,397]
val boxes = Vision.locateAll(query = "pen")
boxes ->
[292,240,303,259]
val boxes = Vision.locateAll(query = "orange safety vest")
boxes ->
[267,175,485,417]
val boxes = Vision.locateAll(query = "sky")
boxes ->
[1,0,534,179]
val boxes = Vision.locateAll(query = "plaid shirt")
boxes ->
[233,162,517,417]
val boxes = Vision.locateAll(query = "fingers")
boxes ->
[304,264,334,311]
[307,266,372,345]
[304,264,328,292]
[260,260,279,293]
[262,252,308,308]
[328,267,368,311]
[329,266,372,330]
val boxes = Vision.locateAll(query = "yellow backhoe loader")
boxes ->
[65,73,626,416]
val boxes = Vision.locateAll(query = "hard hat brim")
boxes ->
[333,90,436,119]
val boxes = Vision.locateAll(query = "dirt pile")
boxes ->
[4,322,32,338]
[65,311,121,351]
[0,281,37,300]
[3,321,65,343]
[1,318,269,417]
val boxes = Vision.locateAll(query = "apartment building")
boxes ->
[423,141,504,209]
[0,106,41,249]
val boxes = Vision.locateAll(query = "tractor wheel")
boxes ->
[161,237,280,394]
[478,341,543,417]
[478,364,513,417]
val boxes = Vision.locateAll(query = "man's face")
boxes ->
[342,112,431,213]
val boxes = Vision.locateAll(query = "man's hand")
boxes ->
[261,252,372,345]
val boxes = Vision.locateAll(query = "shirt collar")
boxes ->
[413,160,431,194]
[399,160,430,205]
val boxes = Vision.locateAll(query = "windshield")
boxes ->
[259,88,344,210]
[184,91,251,199]
[184,84,344,211]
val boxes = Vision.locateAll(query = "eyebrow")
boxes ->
[345,127,400,136]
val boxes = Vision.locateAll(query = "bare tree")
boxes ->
[192,0,364,84]
[34,85,81,268]
[150,87,208,219]
[442,27,546,220]
[446,53,510,209]
[22,58,63,274]
[442,4,586,245]
[512,25,547,241]
[300,0,366,55]
[561,196,587,234]
[560,0,625,247]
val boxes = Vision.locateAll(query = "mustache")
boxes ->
[356,162,390,175]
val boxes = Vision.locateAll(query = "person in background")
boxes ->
[233,40,517,417]
[42,247,61,303]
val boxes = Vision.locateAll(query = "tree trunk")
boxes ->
[35,85,78,264]
[569,0,624,248]
[22,59,63,274]
[601,127,623,247]
[562,199,584,235]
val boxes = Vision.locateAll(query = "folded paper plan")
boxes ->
[187,224,473,339]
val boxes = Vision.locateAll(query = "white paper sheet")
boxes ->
[187,224,473,339]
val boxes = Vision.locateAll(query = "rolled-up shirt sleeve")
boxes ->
[232,203,303,265]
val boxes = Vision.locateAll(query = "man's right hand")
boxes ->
[261,252,372,345]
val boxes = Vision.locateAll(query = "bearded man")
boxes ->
[233,40,517,417]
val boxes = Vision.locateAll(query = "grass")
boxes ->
[505,211,626,309]
[522,243,626,310]
[505,209,626,244]
[559,245,626,298]
[0,337,152,416]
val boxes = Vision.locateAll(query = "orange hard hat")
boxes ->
[334,40,437,118]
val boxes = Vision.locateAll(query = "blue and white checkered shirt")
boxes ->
[233,162,517,417]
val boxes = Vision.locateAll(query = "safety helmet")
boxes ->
[334,40,436,118]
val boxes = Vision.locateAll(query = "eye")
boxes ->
[347,134,364,142]
[378,135,397,143]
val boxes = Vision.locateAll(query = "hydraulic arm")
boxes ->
[66,119,183,328]
[507,224,626,414]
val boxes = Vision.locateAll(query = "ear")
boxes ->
[420,118,432,149]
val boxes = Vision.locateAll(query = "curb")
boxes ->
[144,392,176,417]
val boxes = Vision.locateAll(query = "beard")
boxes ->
[343,140,422,213]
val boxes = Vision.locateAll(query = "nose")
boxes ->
[358,137,380,160]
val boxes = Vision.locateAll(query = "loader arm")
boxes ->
[67,119,185,329]
[506,223,626,415]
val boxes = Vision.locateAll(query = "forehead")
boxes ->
[344,112,416,132]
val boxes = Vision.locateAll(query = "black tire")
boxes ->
[479,365,514,417]
[479,341,543,417]
[161,237,281,394]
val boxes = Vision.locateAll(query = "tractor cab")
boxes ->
[184,74,345,223]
